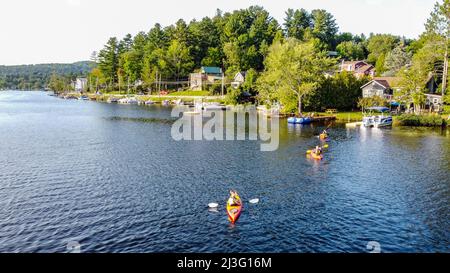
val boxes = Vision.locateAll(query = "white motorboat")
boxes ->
[362,107,393,128]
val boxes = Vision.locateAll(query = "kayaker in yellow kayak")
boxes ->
[228,190,242,206]
[319,130,328,140]
[313,145,322,155]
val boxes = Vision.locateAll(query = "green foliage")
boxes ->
[310,9,339,49]
[48,74,72,93]
[307,72,370,111]
[283,8,311,40]
[225,87,245,105]
[383,41,412,76]
[0,61,94,90]
[395,62,428,113]
[164,40,194,81]
[208,82,223,95]
[98,37,120,85]
[396,113,446,126]
[257,38,336,114]
[366,34,399,75]
[357,96,388,109]
[241,68,258,94]
[336,41,365,60]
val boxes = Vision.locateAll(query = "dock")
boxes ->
[345,121,363,128]
[311,116,337,122]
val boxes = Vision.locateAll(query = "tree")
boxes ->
[383,41,412,76]
[98,37,119,87]
[357,96,388,110]
[189,17,222,67]
[336,41,365,60]
[283,8,311,40]
[89,68,105,91]
[223,6,280,74]
[366,34,399,75]
[164,40,194,81]
[257,38,335,114]
[308,72,370,111]
[396,67,427,113]
[310,9,338,48]
[425,0,450,96]
[48,74,70,93]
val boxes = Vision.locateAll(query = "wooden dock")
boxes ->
[345,121,363,128]
[311,116,337,122]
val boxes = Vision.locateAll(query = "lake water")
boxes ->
[0,91,448,253]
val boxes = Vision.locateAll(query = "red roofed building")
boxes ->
[341,61,375,78]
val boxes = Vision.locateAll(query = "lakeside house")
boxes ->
[231,71,246,89]
[190,66,223,91]
[361,77,400,100]
[341,60,375,78]
[424,73,444,111]
[72,77,88,92]
[361,76,443,111]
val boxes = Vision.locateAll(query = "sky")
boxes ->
[0,0,436,65]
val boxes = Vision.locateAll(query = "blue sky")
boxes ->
[0,0,436,65]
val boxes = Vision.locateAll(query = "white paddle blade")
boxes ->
[208,202,219,208]
[249,198,259,204]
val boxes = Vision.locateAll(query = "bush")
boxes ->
[305,72,370,111]
[396,114,446,127]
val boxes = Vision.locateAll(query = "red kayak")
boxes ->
[226,193,242,224]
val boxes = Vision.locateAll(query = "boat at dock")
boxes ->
[362,107,393,128]
[288,117,312,124]
[107,97,120,103]
[118,97,139,104]
[195,102,229,111]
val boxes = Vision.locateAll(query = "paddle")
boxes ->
[208,198,259,208]
[208,203,219,208]
[306,144,329,154]
[316,123,332,138]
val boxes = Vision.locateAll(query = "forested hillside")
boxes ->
[0,61,95,90]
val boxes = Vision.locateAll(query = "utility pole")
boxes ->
[221,72,224,97]
[442,36,448,97]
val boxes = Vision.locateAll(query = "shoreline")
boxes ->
[45,90,450,128]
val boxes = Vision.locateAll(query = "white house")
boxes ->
[73,77,88,92]
[231,71,246,89]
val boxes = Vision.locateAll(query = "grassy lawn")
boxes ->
[165,90,210,96]
[311,111,363,121]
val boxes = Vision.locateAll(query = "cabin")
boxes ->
[231,71,246,89]
[361,77,400,100]
[190,66,223,91]
[424,73,444,111]
[361,76,444,112]
[73,77,88,92]
[341,60,375,78]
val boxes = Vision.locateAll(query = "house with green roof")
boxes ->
[190,66,223,91]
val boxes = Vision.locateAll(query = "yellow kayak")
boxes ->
[226,193,242,224]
